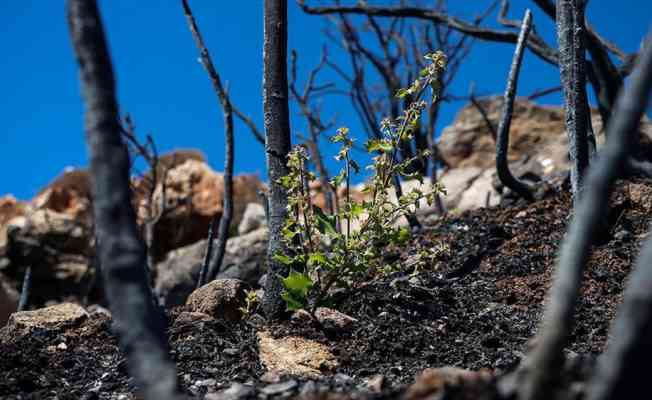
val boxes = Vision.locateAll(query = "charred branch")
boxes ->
[17,266,31,312]
[182,0,235,286]
[495,10,534,201]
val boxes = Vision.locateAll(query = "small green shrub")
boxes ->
[275,51,448,311]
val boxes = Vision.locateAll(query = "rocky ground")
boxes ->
[1,175,649,400]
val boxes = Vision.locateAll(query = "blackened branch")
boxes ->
[181,0,235,286]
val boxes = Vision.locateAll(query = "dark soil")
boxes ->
[1,178,650,399]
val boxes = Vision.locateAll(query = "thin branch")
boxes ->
[495,9,534,201]
[497,0,521,29]
[17,266,31,312]
[532,0,631,63]
[182,0,235,286]
[526,85,562,100]
[468,83,498,140]
[298,0,560,66]
[233,107,265,146]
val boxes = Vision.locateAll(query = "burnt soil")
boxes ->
[1,178,651,399]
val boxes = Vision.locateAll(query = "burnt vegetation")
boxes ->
[1,1,652,400]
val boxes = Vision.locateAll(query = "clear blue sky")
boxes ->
[1,1,650,200]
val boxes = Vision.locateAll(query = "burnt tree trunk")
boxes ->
[585,34,652,400]
[67,1,181,398]
[519,29,652,400]
[557,0,590,199]
[262,0,292,319]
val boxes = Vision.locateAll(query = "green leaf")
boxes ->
[308,252,329,267]
[312,205,338,236]
[395,88,409,98]
[331,127,350,143]
[281,224,299,241]
[397,226,410,243]
[349,202,365,218]
[281,290,306,311]
[365,139,393,153]
[273,253,294,265]
[281,269,314,311]
[331,169,346,187]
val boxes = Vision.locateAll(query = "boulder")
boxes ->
[155,227,267,307]
[437,167,484,210]
[137,158,263,260]
[257,331,338,378]
[237,202,266,235]
[31,168,93,225]
[185,279,249,321]
[438,96,598,173]
[0,302,88,342]
[456,169,501,212]
[4,209,92,305]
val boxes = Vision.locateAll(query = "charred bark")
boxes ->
[557,0,590,200]
[519,31,652,400]
[495,9,534,202]
[67,1,181,398]
[262,0,293,319]
[585,33,652,400]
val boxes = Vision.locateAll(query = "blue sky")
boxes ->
[1,1,650,200]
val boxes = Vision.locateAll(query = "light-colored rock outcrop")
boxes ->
[257,330,338,378]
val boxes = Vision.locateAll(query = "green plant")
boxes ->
[275,51,448,311]
[238,289,260,318]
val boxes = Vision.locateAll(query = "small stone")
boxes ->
[334,373,353,384]
[205,383,255,400]
[290,309,314,324]
[314,307,357,334]
[405,367,494,400]
[223,348,239,356]
[196,378,217,388]
[366,375,385,393]
[260,380,298,396]
[299,381,317,396]
[174,311,214,324]
[260,371,282,384]
[614,229,631,241]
